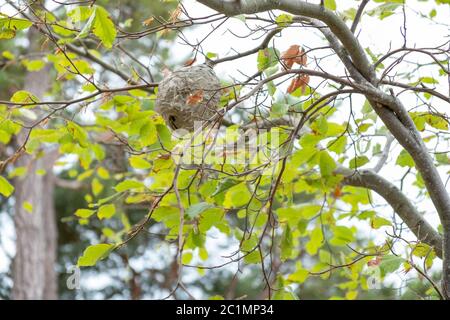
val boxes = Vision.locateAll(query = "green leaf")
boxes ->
[379,255,403,276]
[76,8,96,39]
[91,178,103,196]
[22,59,46,72]
[67,6,93,22]
[97,204,116,220]
[77,243,114,267]
[430,9,437,18]
[0,29,15,39]
[223,183,251,208]
[305,228,323,255]
[281,224,293,261]
[2,50,15,60]
[271,103,289,118]
[212,178,241,197]
[330,226,355,246]
[198,208,226,233]
[368,2,402,20]
[10,90,39,104]
[97,167,110,180]
[278,205,321,227]
[114,179,145,192]
[0,176,14,197]
[425,114,448,130]
[156,124,173,148]
[275,14,293,27]
[75,208,96,218]
[411,243,434,258]
[67,121,90,148]
[8,167,27,179]
[244,250,261,264]
[371,216,392,229]
[291,146,316,167]
[93,6,117,49]
[319,150,336,177]
[288,264,309,283]
[0,17,33,30]
[313,117,328,135]
[0,17,33,39]
[349,156,369,169]
[411,113,426,131]
[396,150,414,167]
[139,121,158,147]
[129,156,151,169]
[346,291,358,300]
[182,252,193,264]
[257,47,279,72]
[324,0,337,10]
[186,202,215,219]
[241,236,261,264]
[362,100,372,114]
[419,76,438,84]
[319,249,331,264]
[22,201,33,213]
[327,135,347,154]
[342,8,357,20]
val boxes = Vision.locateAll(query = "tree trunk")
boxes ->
[12,27,58,300]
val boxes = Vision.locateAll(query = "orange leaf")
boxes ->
[281,45,307,69]
[287,74,310,94]
[186,90,204,105]
[184,58,196,67]
[281,45,300,70]
[169,5,182,23]
[158,153,171,160]
[333,185,343,198]
[293,47,307,66]
[367,256,382,267]
[142,17,154,26]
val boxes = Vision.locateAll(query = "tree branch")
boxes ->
[197,0,376,82]
[336,166,443,258]
[373,133,394,173]
[350,0,369,34]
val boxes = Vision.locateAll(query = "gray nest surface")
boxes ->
[155,64,222,131]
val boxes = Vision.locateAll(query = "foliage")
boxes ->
[0,0,449,300]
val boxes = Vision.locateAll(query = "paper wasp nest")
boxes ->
[155,64,222,131]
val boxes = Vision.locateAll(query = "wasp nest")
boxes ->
[155,64,222,131]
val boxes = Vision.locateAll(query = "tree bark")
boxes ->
[12,27,58,300]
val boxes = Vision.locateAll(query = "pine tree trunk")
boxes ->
[11,28,58,300]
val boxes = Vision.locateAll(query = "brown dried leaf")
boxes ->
[293,47,307,66]
[287,74,310,94]
[186,90,204,105]
[281,45,307,69]
[367,256,382,267]
[281,45,299,69]
[142,17,155,26]
[332,185,342,198]
[184,57,196,67]
[169,5,182,23]
[158,153,171,160]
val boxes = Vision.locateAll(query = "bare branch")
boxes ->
[337,166,443,258]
